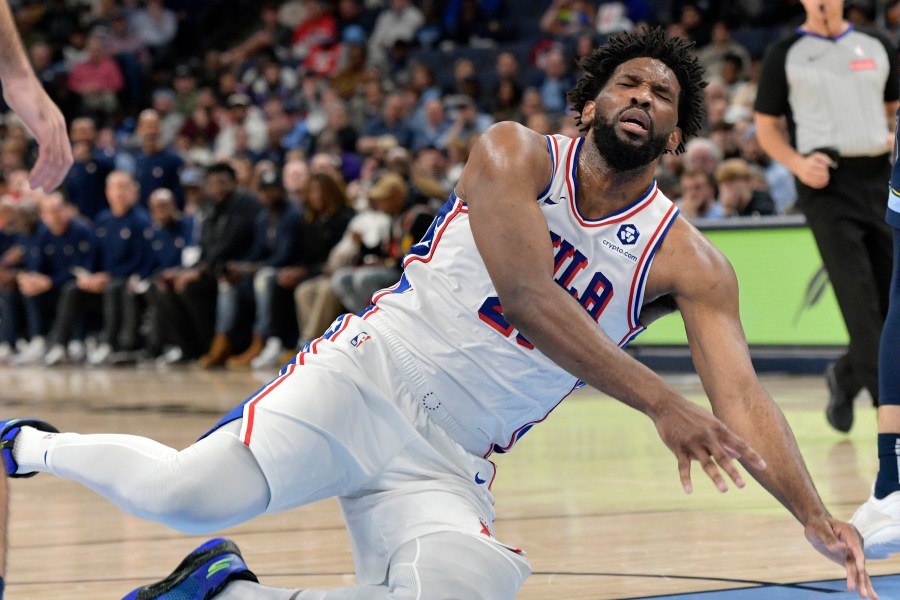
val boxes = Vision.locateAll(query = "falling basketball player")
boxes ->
[0,28,877,599]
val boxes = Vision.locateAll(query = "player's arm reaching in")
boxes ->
[460,121,766,495]
[650,218,875,599]
[0,0,71,192]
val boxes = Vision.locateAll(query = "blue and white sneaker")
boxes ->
[0,418,58,478]
[123,538,258,600]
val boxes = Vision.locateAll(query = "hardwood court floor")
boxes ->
[0,366,896,599]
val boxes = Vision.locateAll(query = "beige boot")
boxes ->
[198,333,232,369]
[226,334,265,369]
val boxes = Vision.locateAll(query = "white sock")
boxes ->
[217,581,301,599]
[12,426,64,474]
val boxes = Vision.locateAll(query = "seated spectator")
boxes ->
[493,78,524,123]
[695,21,751,82]
[222,170,302,369]
[151,163,259,365]
[14,193,95,365]
[331,172,433,312]
[439,94,494,149]
[0,198,36,361]
[65,117,115,221]
[683,137,723,177]
[539,0,595,38]
[676,169,724,220]
[714,158,777,218]
[129,0,178,69]
[367,0,424,71]
[67,33,125,118]
[738,124,796,214]
[220,3,294,66]
[45,171,153,366]
[291,0,340,76]
[130,188,194,360]
[134,109,185,209]
[538,46,574,115]
[357,92,415,154]
[214,93,270,159]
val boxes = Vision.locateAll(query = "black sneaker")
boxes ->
[825,363,855,433]
[122,538,258,600]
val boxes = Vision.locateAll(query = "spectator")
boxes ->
[130,0,178,69]
[45,171,152,366]
[683,137,723,176]
[134,109,185,209]
[714,158,777,217]
[411,97,452,151]
[539,0,595,38]
[738,124,797,213]
[151,163,259,365]
[695,21,752,82]
[14,193,95,365]
[220,3,294,67]
[331,172,433,312]
[67,33,125,118]
[493,78,524,123]
[283,158,310,207]
[214,93,269,158]
[224,170,303,369]
[171,65,199,118]
[103,9,150,110]
[131,187,194,359]
[291,0,340,76]
[0,198,35,361]
[65,117,115,221]
[368,0,424,71]
[676,169,724,220]
[538,46,574,115]
[439,94,494,149]
[151,88,185,148]
[357,92,415,153]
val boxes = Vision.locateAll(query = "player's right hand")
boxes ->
[653,398,766,494]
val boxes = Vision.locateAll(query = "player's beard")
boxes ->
[591,112,670,172]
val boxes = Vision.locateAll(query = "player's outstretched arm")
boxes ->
[0,0,71,192]
[460,122,765,494]
[661,220,875,599]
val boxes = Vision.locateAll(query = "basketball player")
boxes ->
[849,114,900,560]
[0,0,71,193]
[0,29,876,599]
[0,1,71,596]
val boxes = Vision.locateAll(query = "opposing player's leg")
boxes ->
[128,532,530,600]
[852,225,900,558]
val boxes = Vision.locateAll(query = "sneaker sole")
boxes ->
[858,521,900,559]
[128,539,258,600]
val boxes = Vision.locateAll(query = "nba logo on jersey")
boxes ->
[616,224,640,245]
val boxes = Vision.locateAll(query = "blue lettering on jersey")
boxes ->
[477,230,614,347]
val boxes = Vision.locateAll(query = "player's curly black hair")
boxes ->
[567,27,706,154]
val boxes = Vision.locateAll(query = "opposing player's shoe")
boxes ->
[851,489,900,559]
[122,538,258,600]
[825,363,854,433]
[0,418,59,478]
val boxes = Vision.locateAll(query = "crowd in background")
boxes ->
[0,0,892,369]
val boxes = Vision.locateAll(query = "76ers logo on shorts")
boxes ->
[616,223,640,245]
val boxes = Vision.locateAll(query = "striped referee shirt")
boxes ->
[755,25,899,158]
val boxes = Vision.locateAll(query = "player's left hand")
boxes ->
[2,74,72,193]
[804,517,877,599]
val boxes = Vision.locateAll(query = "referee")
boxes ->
[754,0,897,432]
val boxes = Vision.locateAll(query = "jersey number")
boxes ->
[477,271,614,349]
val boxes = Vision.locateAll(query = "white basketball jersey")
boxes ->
[368,134,680,457]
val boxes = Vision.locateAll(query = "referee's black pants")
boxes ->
[796,154,893,404]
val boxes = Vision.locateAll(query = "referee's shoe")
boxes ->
[825,363,855,433]
[122,538,258,599]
